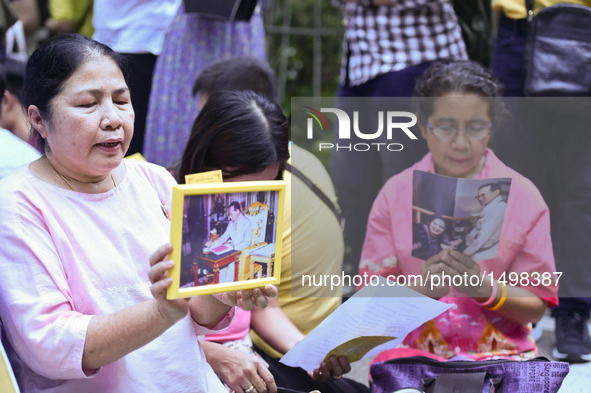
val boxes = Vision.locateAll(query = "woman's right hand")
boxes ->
[213,285,278,311]
[420,252,452,299]
[148,243,189,324]
[202,341,277,393]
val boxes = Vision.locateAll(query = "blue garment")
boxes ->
[0,129,40,180]
[143,7,267,167]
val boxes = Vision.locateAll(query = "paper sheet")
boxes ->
[280,277,451,372]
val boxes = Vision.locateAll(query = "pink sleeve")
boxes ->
[504,182,559,307]
[192,306,237,335]
[0,196,94,379]
[358,187,403,291]
[132,160,177,217]
[204,308,251,343]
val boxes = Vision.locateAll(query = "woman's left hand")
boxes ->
[310,356,351,382]
[213,285,278,311]
[148,243,190,324]
[202,341,277,393]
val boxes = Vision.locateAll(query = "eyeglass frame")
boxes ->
[426,120,492,142]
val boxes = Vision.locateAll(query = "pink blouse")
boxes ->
[0,160,232,392]
[360,149,558,360]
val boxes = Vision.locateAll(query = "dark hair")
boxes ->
[4,58,26,103]
[428,214,447,228]
[426,214,448,237]
[479,182,501,193]
[177,90,290,183]
[23,33,129,152]
[429,213,446,223]
[0,61,6,115]
[413,60,505,126]
[192,57,279,104]
[229,201,242,212]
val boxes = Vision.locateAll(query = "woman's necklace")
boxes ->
[46,157,116,192]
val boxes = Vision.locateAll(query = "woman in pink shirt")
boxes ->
[0,33,275,393]
[359,60,558,362]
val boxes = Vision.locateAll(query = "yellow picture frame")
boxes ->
[167,181,286,299]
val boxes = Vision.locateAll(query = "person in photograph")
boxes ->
[412,214,452,260]
[359,60,557,363]
[0,33,276,393]
[208,201,253,252]
[462,182,506,262]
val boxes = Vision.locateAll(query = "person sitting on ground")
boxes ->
[184,56,362,392]
[0,59,40,180]
[0,33,275,393]
[178,89,368,393]
[0,58,37,147]
[359,60,558,364]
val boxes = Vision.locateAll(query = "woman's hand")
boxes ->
[437,250,489,298]
[310,356,351,382]
[148,243,189,324]
[202,341,277,393]
[213,285,278,311]
[420,253,452,299]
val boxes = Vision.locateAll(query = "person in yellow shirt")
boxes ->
[46,0,93,37]
[180,57,366,392]
[490,0,591,363]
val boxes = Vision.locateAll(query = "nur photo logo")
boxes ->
[302,104,419,152]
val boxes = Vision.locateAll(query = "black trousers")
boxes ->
[254,345,370,393]
[122,53,157,155]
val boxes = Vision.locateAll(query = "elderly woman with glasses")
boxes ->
[358,60,557,362]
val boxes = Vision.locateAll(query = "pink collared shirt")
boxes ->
[360,149,557,360]
[0,159,232,392]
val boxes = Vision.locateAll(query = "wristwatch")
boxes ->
[358,0,375,7]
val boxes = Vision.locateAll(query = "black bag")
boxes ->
[183,0,258,21]
[451,0,492,67]
[524,1,591,96]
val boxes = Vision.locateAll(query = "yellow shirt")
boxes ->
[493,0,591,19]
[250,144,344,358]
[49,0,94,37]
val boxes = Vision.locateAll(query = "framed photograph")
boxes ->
[167,181,286,298]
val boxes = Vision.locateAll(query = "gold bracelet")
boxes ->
[486,283,508,311]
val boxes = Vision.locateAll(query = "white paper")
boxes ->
[280,277,451,372]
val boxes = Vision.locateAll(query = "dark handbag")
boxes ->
[183,0,258,21]
[524,1,591,96]
[370,356,569,393]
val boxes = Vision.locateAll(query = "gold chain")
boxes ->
[46,157,116,192]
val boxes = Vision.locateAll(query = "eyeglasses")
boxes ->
[427,121,491,141]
